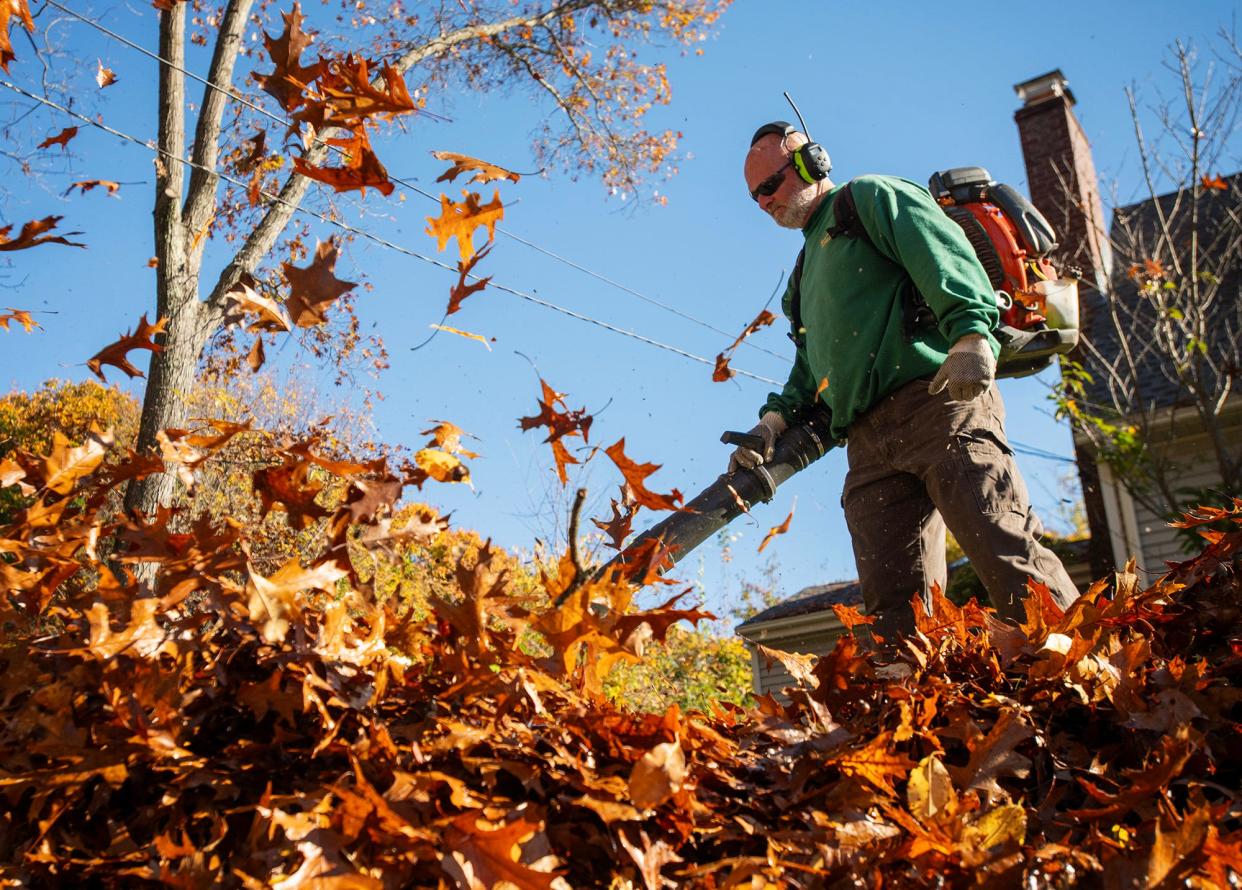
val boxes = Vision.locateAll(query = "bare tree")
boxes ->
[1056,32,1242,523]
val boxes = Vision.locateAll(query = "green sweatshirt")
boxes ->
[761,174,1001,441]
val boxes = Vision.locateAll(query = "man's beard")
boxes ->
[772,187,817,229]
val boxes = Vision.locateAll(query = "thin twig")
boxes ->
[554,487,588,607]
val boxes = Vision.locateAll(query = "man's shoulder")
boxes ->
[845,174,930,202]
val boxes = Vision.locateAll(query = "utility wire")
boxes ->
[2,78,785,386]
[44,0,791,363]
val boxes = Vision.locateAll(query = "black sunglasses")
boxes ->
[750,159,794,202]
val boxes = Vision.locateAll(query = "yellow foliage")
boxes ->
[0,378,139,456]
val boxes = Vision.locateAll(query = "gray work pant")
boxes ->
[842,377,1079,640]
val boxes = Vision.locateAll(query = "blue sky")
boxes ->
[2,0,1237,619]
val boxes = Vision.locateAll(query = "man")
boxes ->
[732,122,1078,640]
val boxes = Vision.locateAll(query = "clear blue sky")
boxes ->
[2,0,1237,619]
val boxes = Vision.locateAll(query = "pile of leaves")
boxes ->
[1,423,1240,887]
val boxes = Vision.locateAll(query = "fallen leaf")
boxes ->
[629,737,686,810]
[907,753,957,822]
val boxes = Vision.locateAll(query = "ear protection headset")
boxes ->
[749,93,832,183]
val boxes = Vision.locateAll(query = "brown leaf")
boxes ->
[442,811,559,890]
[222,276,293,332]
[282,239,356,327]
[628,737,687,810]
[64,179,121,197]
[37,126,78,150]
[948,709,1033,804]
[253,2,322,112]
[247,335,265,371]
[592,488,637,551]
[711,308,775,383]
[907,753,957,822]
[95,60,117,88]
[294,55,416,130]
[519,379,592,485]
[757,500,795,553]
[830,731,916,797]
[40,426,114,494]
[0,0,34,72]
[0,215,86,251]
[831,602,875,634]
[0,308,39,332]
[604,438,682,512]
[86,314,167,381]
[432,151,521,185]
[429,323,492,349]
[425,189,504,262]
[447,243,492,315]
[711,353,734,382]
[293,126,393,196]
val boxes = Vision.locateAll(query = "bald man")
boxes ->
[731,122,1078,640]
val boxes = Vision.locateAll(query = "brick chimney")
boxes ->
[1013,70,1112,294]
[1014,70,1114,579]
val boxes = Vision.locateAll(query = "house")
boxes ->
[738,69,1240,696]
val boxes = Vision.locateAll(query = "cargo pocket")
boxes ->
[953,431,1027,516]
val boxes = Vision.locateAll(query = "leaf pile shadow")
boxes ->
[1,429,1240,887]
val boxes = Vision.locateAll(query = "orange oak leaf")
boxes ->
[429,324,492,350]
[830,731,917,796]
[95,60,117,88]
[817,376,829,396]
[293,55,415,130]
[282,239,356,327]
[1201,174,1229,191]
[712,353,733,382]
[0,0,34,72]
[421,420,479,459]
[628,737,687,810]
[447,242,492,315]
[247,335,265,371]
[425,189,504,262]
[443,812,559,890]
[0,308,39,331]
[604,439,683,512]
[0,216,85,251]
[86,314,167,381]
[253,2,322,112]
[432,151,521,185]
[37,126,78,150]
[64,179,121,197]
[519,379,593,485]
[832,601,875,634]
[293,126,393,196]
[757,500,795,553]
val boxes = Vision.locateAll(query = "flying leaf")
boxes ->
[37,126,78,151]
[0,216,86,251]
[712,308,776,384]
[604,439,683,512]
[293,126,394,196]
[832,601,875,634]
[247,335,265,371]
[253,2,322,112]
[519,379,592,485]
[757,500,795,553]
[425,190,504,262]
[64,180,121,197]
[447,243,492,315]
[432,151,521,185]
[86,314,167,381]
[40,426,114,495]
[429,324,492,350]
[95,60,117,88]
[1201,174,1229,191]
[282,239,356,327]
[421,420,479,459]
[293,55,416,130]
[222,276,292,332]
[0,0,34,72]
[592,487,637,551]
[0,308,39,331]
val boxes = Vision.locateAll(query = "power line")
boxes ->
[44,0,790,363]
[1,78,785,386]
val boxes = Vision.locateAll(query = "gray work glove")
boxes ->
[728,411,787,474]
[929,334,996,402]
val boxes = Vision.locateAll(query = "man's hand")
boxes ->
[929,334,996,401]
[728,411,787,473]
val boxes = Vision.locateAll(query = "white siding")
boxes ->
[742,617,848,700]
